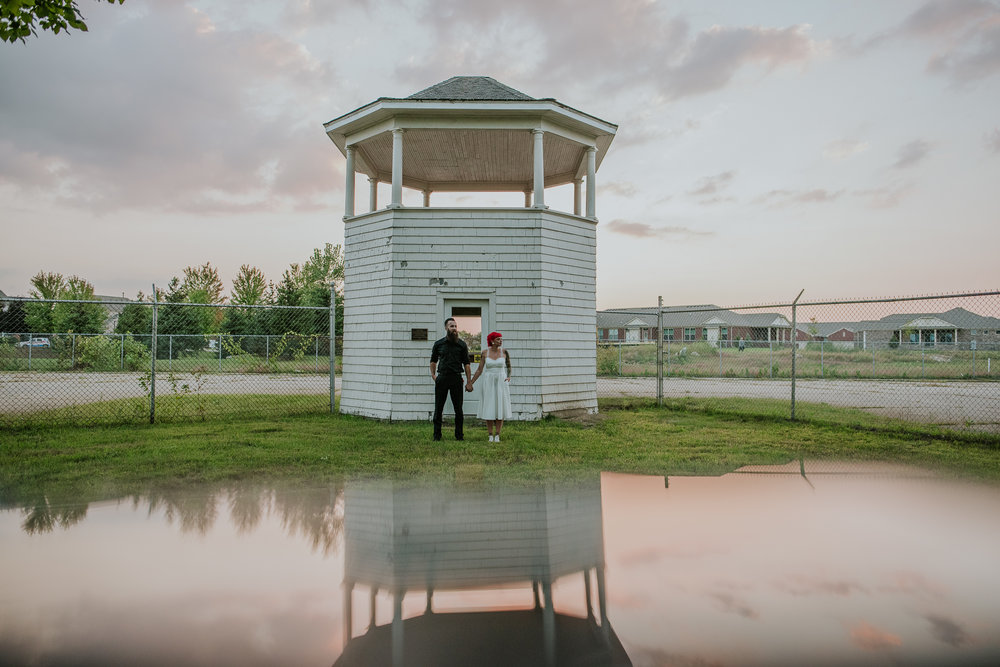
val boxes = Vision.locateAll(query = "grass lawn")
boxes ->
[2,397,998,504]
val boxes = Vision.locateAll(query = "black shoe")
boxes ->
[455,436,464,441]
[433,435,442,441]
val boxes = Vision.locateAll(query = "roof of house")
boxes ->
[597,306,791,329]
[858,307,1000,331]
[406,76,537,101]
[796,322,858,337]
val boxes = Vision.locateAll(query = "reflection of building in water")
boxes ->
[335,480,630,667]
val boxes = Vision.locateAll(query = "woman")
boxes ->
[470,331,512,442]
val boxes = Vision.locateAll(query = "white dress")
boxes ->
[477,352,513,420]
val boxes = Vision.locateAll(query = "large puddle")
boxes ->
[2,464,999,666]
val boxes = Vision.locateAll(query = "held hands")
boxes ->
[465,382,474,392]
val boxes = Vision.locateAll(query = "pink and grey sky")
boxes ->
[1,0,998,309]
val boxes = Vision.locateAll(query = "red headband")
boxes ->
[486,332,502,346]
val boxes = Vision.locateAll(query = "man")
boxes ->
[430,317,473,441]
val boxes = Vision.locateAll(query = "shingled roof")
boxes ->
[406,76,536,101]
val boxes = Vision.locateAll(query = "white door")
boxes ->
[444,299,490,417]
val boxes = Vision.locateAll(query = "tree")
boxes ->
[274,244,344,337]
[1,0,124,44]
[180,262,224,334]
[0,299,27,334]
[231,264,270,307]
[51,275,106,334]
[155,277,202,359]
[114,291,152,336]
[24,271,64,332]
[182,262,225,305]
[222,265,273,356]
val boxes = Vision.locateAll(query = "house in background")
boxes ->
[597,306,793,345]
[854,308,1000,350]
[796,322,857,349]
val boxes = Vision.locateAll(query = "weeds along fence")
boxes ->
[597,290,1000,432]
[1,293,338,427]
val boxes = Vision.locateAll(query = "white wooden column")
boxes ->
[343,580,354,648]
[391,128,404,208]
[368,177,378,212]
[586,146,597,218]
[532,129,545,209]
[573,178,583,216]
[344,146,356,218]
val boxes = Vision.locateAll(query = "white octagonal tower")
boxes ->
[324,77,617,420]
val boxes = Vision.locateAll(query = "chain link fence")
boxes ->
[1,295,339,427]
[4,290,999,431]
[597,291,1000,432]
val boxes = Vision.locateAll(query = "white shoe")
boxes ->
[494,435,500,443]
[488,435,495,442]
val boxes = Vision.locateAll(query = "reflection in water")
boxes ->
[2,465,1000,666]
[336,480,630,667]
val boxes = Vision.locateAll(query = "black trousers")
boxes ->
[433,374,464,439]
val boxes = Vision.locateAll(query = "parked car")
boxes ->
[17,337,51,348]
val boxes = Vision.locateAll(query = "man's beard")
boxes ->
[446,330,459,342]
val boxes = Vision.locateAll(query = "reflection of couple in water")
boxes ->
[430,317,512,442]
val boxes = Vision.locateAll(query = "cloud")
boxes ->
[850,621,903,651]
[605,219,713,240]
[855,183,913,208]
[663,24,823,99]
[600,181,638,197]
[779,574,868,597]
[755,188,845,208]
[876,571,944,598]
[823,138,870,160]
[985,128,1000,153]
[689,171,736,197]
[0,2,341,215]
[393,0,825,104]
[924,614,971,648]
[897,0,1000,84]
[892,140,932,169]
[709,592,760,620]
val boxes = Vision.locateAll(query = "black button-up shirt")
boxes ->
[431,337,470,377]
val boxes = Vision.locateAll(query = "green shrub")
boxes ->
[77,335,150,371]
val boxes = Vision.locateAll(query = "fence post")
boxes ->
[657,296,663,407]
[330,283,337,413]
[820,339,824,378]
[169,335,173,371]
[718,338,723,378]
[218,333,222,371]
[150,286,157,424]
[27,334,32,370]
[121,333,125,370]
[790,289,804,420]
[618,339,622,376]
[71,334,76,368]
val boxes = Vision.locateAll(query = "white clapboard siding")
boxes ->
[344,481,603,590]
[341,208,597,420]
